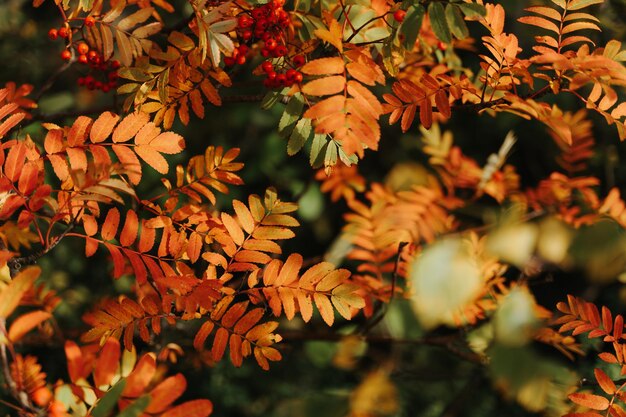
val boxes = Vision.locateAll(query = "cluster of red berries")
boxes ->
[48,18,118,92]
[236,0,290,58]
[224,44,249,66]
[260,59,303,89]
[77,59,120,92]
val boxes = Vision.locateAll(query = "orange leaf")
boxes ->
[304,95,346,120]
[94,338,121,387]
[222,212,245,246]
[211,327,229,362]
[234,308,264,334]
[314,293,334,326]
[113,112,150,143]
[229,334,244,366]
[146,374,187,413]
[135,144,169,174]
[112,144,142,184]
[275,253,302,287]
[0,266,40,317]
[17,161,39,196]
[314,19,343,52]
[316,269,350,292]
[568,393,610,410]
[101,208,121,241]
[302,76,346,96]
[300,57,345,75]
[233,200,255,234]
[120,210,139,247]
[221,302,249,328]
[67,116,92,147]
[64,341,85,383]
[90,112,120,143]
[419,98,433,128]
[187,232,203,263]
[149,132,185,154]
[123,353,157,398]
[8,310,51,342]
[194,321,215,351]
[161,399,214,417]
[594,368,616,395]
[4,141,27,182]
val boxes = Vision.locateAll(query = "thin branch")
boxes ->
[280,331,486,364]
[33,60,73,102]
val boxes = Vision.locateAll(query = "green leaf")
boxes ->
[401,5,425,49]
[324,141,338,167]
[458,3,486,18]
[310,133,329,167]
[116,396,150,417]
[288,118,312,155]
[445,4,469,39]
[279,93,305,137]
[428,2,452,44]
[91,379,127,417]
[261,91,282,110]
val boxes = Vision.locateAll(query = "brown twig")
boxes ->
[280,331,486,364]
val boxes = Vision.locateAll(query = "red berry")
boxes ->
[252,8,264,19]
[238,15,252,28]
[263,78,273,88]
[48,28,58,40]
[58,27,69,38]
[224,57,236,66]
[110,60,120,69]
[242,30,253,41]
[262,61,273,73]
[293,54,305,67]
[261,48,270,57]
[239,44,249,54]
[256,19,269,31]
[94,81,103,90]
[276,73,287,86]
[78,54,88,64]
[60,49,72,60]
[393,9,406,23]
[267,70,277,80]
[85,16,96,27]
[77,77,86,86]
[236,55,246,65]
[437,41,447,51]
[265,38,277,50]
[275,45,287,57]
[87,50,97,60]
[293,71,303,83]
[286,68,298,80]
[77,42,89,55]
[108,71,118,81]
[102,84,111,92]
